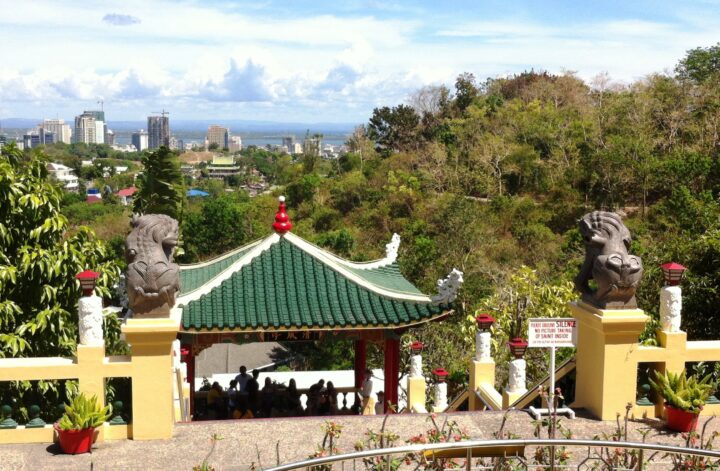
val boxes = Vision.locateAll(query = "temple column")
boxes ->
[354,339,367,408]
[383,337,400,413]
[185,344,196,419]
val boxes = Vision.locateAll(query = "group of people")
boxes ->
[203,366,379,420]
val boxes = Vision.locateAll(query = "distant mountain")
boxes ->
[1,117,359,135]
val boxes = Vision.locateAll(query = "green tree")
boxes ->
[133,146,183,219]
[0,144,121,358]
[676,43,720,83]
[367,105,420,155]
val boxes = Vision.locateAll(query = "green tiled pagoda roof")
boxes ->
[179,242,259,295]
[345,264,423,296]
[179,238,447,331]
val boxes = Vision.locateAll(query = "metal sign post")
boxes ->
[527,318,577,420]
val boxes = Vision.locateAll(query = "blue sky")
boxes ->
[0,0,718,123]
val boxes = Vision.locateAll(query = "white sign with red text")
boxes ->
[528,318,577,348]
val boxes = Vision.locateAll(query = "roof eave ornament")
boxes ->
[385,233,401,263]
[272,195,293,235]
[431,268,464,304]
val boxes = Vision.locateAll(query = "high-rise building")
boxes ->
[206,125,230,150]
[23,131,54,149]
[148,115,170,149]
[74,113,97,144]
[229,135,242,152]
[282,136,295,152]
[41,119,72,144]
[131,130,149,152]
[81,110,105,144]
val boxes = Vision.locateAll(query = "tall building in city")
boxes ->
[82,110,105,144]
[229,135,242,152]
[41,119,72,144]
[282,136,295,152]
[23,130,55,149]
[74,113,97,144]
[148,115,170,149]
[131,129,149,152]
[206,125,230,150]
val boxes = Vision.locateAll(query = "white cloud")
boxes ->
[102,13,141,26]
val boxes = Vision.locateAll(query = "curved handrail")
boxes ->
[266,438,720,471]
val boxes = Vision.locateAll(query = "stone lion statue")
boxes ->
[125,214,180,317]
[574,211,643,309]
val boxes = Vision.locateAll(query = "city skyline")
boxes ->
[1,0,719,122]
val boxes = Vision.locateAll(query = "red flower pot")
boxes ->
[665,405,701,433]
[54,423,95,454]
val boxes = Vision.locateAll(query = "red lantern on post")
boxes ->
[661,262,686,286]
[508,337,529,359]
[410,341,424,355]
[475,313,495,332]
[75,270,99,297]
[432,368,449,383]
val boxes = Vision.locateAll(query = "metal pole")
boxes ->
[549,345,556,413]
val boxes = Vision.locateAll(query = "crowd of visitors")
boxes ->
[199,366,381,420]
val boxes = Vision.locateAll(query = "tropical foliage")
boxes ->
[650,369,714,413]
[57,392,112,431]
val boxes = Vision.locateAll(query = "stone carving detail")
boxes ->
[660,285,682,332]
[78,295,103,346]
[574,211,643,309]
[507,358,527,393]
[475,332,492,361]
[432,268,464,304]
[125,214,180,318]
[410,354,423,378]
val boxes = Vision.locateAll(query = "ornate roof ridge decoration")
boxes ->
[431,268,464,304]
[272,195,292,234]
[344,233,401,270]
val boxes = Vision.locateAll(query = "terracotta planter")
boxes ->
[54,423,95,454]
[665,404,701,433]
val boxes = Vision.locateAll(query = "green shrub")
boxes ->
[650,369,714,413]
[57,393,112,430]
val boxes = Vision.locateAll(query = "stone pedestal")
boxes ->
[469,331,495,410]
[433,382,448,412]
[406,354,427,412]
[502,359,527,408]
[122,318,179,440]
[570,301,648,420]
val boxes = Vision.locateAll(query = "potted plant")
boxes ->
[649,369,714,432]
[54,393,112,454]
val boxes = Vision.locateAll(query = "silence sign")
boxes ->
[528,318,577,348]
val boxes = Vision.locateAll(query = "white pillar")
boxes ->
[475,331,492,361]
[660,285,682,332]
[507,359,527,393]
[409,354,423,377]
[78,294,104,346]
[433,382,448,412]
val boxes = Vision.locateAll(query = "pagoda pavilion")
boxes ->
[173,197,462,414]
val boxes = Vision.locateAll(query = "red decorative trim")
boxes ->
[272,196,293,234]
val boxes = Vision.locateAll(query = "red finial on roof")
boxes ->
[272,196,292,234]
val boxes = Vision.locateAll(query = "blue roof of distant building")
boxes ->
[187,189,209,197]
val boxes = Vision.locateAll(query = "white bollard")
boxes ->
[433,382,448,412]
[409,354,423,378]
[78,294,104,346]
[507,358,527,393]
[660,285,682,332]
[475,331,492,361]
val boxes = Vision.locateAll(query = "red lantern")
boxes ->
[432,368,449,382]
[75,270,99,297]
[410,341,424,355]
[661,262,686,286]
[475,313,495,332]
[508,337,528,359]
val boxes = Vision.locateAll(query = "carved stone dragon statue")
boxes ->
[574,211,643,309]
[125,214,180,318]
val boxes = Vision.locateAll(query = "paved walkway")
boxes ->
[1,410,717,471]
